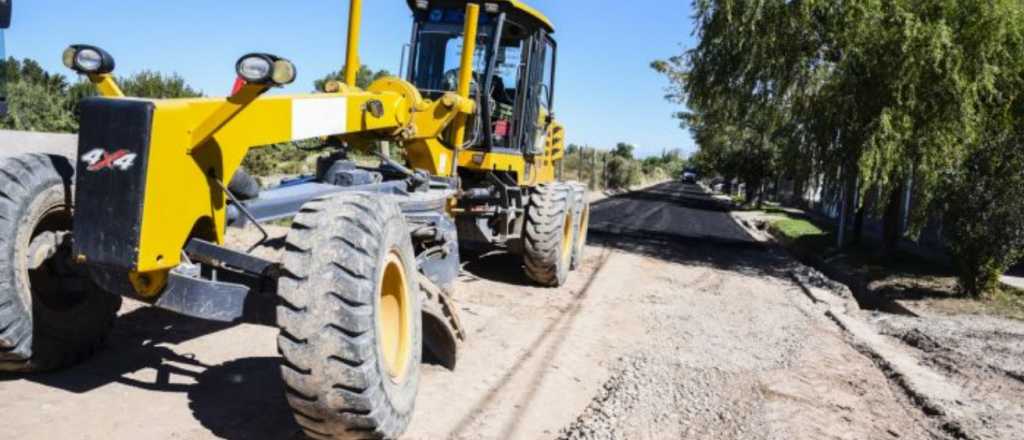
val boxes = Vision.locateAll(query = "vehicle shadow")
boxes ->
[0,294,303,439]
[0,306,233,393]
[188,357,304,440]
[460,249,534,287]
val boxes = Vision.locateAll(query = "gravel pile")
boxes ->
[557,356,654,440]
[558,346,777,440]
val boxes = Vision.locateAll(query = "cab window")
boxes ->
[540,39,555,111]
[410,21,490,95]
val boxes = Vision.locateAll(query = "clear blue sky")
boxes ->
[6,0,696,158]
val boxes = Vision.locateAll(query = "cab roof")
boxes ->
[406,0,555,33]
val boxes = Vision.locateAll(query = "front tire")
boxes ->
[0,154,121,372]
[522,183,574,286]
[277,192,421,439]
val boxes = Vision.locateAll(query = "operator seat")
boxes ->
[490,75,514,106]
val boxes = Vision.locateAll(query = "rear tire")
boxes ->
[277,192,421,439]
[568,183,590,270]
[0,153,121,372]
[522,183,574,286]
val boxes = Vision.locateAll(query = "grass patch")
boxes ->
[901,283,1024,321]
[762,207,1024,320]
[768,215,836,257]
[988,286,1024,320]
[772,217,825,239]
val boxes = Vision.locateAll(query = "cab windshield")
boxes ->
[408,9,536,150]
[410,20,493,96]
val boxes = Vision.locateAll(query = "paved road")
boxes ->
[589,181,750,244]
[0,181,938,439]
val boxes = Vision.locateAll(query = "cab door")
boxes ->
[514,31,554,157]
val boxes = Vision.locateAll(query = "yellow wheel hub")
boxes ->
[378,251,412,381]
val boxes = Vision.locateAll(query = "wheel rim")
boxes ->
[25,203,88,311]
[378,251,412,381]
[576,204,590,258]
[561,207,574,268]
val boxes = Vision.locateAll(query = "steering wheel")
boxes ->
[443,68,480,94]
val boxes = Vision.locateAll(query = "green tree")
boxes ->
[2,58,69,92]
[65,71,202,122]
[119,71,202,98]
[314,65,392,91]
[658,0,1024,294]
[1,80,77,132]
[943,115,1024,296]
[606,155,642,189]
[612,142,634,160]
[657,0,1024,236]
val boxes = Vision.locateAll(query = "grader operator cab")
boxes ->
[407,0,559,156]
[0,1,586,438]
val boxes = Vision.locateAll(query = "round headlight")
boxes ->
[271,59,296,85]
[61,45,116,74]
[236,53,296,86]
[75,49,103,72]
[62,47,77,70]
[236,55,273,83]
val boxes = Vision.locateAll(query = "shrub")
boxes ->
[243,141,321,176]
[944,133,1024,297]
[1,81,77,133]
[606,156,642,189]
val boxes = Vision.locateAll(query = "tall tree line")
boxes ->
[655,0,1024,296]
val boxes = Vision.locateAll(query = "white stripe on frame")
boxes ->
[291,97,348,140]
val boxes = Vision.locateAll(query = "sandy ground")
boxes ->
[0,182,952,439]
[865,311,1024,439]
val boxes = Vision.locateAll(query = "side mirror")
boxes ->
[0,0,12,30]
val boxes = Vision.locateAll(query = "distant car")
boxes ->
[681,171,697,184]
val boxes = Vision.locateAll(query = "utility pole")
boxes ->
[602,153,608,189]
[576,147,582,182]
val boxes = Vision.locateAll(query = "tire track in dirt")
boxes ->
[444,247,616,438]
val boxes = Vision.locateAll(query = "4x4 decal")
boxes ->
[81,148,138,171]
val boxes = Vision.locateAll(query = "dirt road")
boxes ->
[0,182,945,439]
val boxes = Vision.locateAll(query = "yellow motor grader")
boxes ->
[0,0,588,438]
